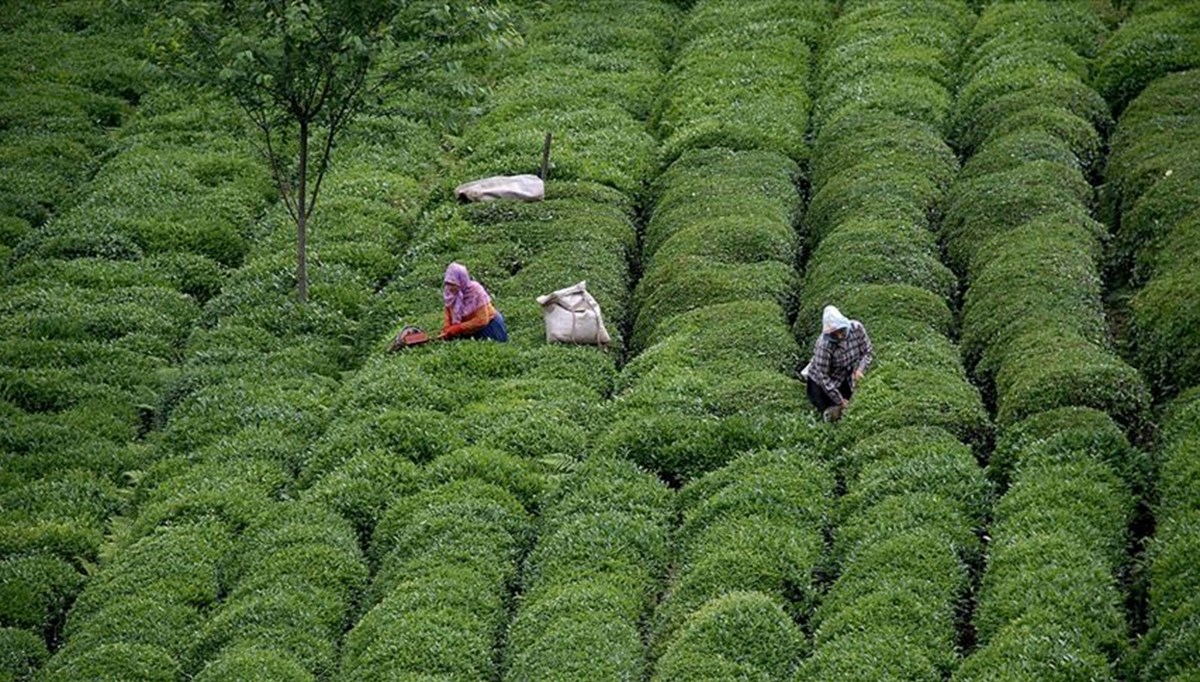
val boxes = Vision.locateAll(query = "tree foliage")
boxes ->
[160,0,513,301]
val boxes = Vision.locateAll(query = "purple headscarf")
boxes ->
[444,262,491,324]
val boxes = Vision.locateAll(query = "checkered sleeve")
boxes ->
[809,337,845,405]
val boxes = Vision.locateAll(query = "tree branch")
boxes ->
[255,113,298,225]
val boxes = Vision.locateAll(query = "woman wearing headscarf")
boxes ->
[440,262,508,342]
[805,305,873,422]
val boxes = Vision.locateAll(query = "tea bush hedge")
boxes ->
[505,456,672,681]
[0,5,149,228]
[989,406,1145,495]
[838,427,990,528]
[190,588,344,680]
[65,520,230,627]
[45,521,230,677]
[221,502,366,603]
[0,626,47,682]
[4,59,296,682]
[611,147,807,482]
[341,479,531,680]
[0,553,82,643]
[1094,0,1200,114]
[661,509,823,629]
[799,3,987,678]
[654,0,827,164]
[947,6,1146,676]
[652,591,804,681]
[333,8,673,675]
[959,413,1135,678]
[651,449,830,662]
[946,0,1148,428]
[953,613,1116,682]
[192,645,314,682]
[599,0,821,502]
[505,581,645,681]
[1103,70,1200,398]
[813,1,970,134]
[1136,391,1200,680]
[151,127,448,682]
[38,642,179,682]
[6,5,478,681]
[460,1,675,197]
[798,530,969,682]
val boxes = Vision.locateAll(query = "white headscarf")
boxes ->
[822,305,851,334]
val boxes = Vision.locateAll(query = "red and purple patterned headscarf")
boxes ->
[444,262,491,324]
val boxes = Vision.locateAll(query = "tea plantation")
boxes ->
[2,0,1199,680]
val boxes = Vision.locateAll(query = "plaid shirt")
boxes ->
[810,321,873,404]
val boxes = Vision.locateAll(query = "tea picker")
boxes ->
[802,305,874,422]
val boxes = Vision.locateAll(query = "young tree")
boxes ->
[165,0,512,302]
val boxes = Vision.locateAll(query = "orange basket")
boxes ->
[389,325,430,351]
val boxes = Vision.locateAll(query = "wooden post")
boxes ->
[540,131,553,181]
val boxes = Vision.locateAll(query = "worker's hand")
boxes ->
[841,398,849,408]
[852,368,864,386]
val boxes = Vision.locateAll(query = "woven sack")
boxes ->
[536,281,610,346]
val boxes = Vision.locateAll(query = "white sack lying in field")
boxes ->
[455,174,544,202]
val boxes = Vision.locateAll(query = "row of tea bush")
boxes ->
[25,14,470,678]
[0,5,279,676]
[329,1,679,678]
[947,4,1144,679]
[618,2,832,677]
[796,2,991,679]
[1103,70,1200,401]
[1100,19,1200,674]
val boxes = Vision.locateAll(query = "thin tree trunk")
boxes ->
[297,117,309,303]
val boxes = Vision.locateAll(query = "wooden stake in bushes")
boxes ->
[540,131,553,181]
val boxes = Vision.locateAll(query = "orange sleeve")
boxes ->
[442,303,495,338]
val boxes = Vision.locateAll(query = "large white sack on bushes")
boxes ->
[455,174,545,202]
[536,281,611,346]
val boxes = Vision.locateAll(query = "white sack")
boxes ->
[455,174,545,203]
[536,281,611,346]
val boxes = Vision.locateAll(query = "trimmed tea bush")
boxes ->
[64,520,230,629]
[0,554,82,644]
[947,0,1148,432]
[1094,1,1200,114]
[193,645,314,682]
[38,642,179,682]
[837,358,992,454]
[652,591,804,681]
[0,626,48,682]
[800,6,987,675]
[989,406,1144,494]
[962,408,1136,675]
[0,5,150,227]
[461,1,676,197]
[505,456,672,681]
[130,458,288,537]
[953,613,1115,682]
[799,529,969,682]
[189,588,344,679]
[655,0,827,164]
[839,427,990,526]
[1103,71,1200,398]
[505,581,646,682]
[1137,391,1200,680]
[53,597,202,670]
[343,479,531,680]
[643,448,828,672]
[804,219,957,303]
